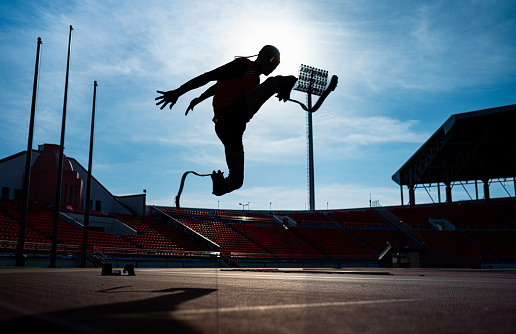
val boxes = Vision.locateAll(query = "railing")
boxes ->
[376,208,424,244]
[227,252,376,261]
[0,239,377,262]
[293,220,336,227]
[339,222,393,229]
[0,240,80,254]
[272,215,297,227]
[216,214,275,224]
[92,246,220,259]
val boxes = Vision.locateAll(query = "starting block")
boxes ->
[101,263,135,276]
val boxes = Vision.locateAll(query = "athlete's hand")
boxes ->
[155,89,181,110]
[185,97,202,116]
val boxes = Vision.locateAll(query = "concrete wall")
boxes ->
[69,158,135,215]
[116,194,146,216]
[0,151,40,200]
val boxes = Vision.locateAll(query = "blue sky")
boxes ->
[1,0,515,211]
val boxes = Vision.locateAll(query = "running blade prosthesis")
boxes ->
[175,171,212,209]
[286,75,338,113]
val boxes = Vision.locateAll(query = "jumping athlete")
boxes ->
[156,45,297,196]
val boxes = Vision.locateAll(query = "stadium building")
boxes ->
[0,105,515,269]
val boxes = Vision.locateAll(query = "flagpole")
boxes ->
[50,25,73,268]
[80,81,97,267]
[15,37,42,267]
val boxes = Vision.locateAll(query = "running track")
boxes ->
[0,268,515,333]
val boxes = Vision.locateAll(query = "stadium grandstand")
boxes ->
[1,105,515,269]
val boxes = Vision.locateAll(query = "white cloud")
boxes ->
[168,100,430,166]
[316,113,428,146]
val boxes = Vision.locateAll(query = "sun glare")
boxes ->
[225,10,317,77]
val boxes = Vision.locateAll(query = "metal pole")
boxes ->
[15,37,42,267]
[50,25,73,268]
[295,65,327,212]
[307,75,315,211]
[80,81,97,268]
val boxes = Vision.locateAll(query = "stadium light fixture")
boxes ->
[294,65,329,96]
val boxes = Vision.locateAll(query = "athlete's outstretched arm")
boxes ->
[155,59,248,110]
[185,84,215,116]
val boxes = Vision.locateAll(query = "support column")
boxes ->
[445,183,452,204]
[483,179,490,202]
[307,92,315,211]
[400,184,404,206]
[409,187,415,208]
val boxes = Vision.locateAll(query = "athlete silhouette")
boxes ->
[156,45,297,196]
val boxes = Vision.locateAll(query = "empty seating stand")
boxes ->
[179,219,270,257]
[495,203,516,223]
[387,207,441,229]
[0,199,135,254]
[286,212,335,227]
[2,198,516,265]
[292,226,378,260]
[114,213,203,252]
[0,212,49,248]
[350,229,414,253]
[433,203,516,229]
[418,230,496,262]
[162,208,215,221]
[466,230,516,262]
[328,210,391,228]
[229,223,325,260]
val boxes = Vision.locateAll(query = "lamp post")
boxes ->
[293,65,329,211]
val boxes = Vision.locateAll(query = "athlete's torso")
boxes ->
[212,58,259,113]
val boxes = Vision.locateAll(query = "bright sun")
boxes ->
[226,12,317,78]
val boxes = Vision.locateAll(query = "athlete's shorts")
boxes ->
[214,96,248,154]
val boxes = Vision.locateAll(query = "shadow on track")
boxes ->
[2,287,217,334]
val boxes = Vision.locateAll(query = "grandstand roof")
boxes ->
[392,104,516,188]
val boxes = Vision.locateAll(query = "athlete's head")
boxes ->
[256,45,280,75]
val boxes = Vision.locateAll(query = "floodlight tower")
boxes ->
[293,65,329,211]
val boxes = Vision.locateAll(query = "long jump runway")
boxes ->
[0,267,515,333]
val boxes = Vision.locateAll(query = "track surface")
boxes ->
[1,268,515,333]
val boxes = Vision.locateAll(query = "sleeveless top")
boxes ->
[212,58,259,113]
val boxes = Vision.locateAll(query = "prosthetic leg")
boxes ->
[175,170,212,209]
